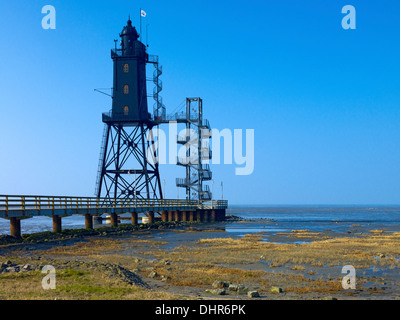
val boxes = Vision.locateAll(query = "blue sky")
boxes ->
[0,0,399,204]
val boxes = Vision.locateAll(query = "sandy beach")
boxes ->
[1,215,400,300]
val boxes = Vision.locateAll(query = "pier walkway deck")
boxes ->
[0,195,228,238]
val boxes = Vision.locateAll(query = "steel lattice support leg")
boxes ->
[96,122,163,203]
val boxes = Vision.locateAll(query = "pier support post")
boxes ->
[148,211,155,224]
[85,214,93,230]
[52,215,62,233]
[174,211,180,222]
[161,211,167,222]
[196,210,202,222]
[110,213,118,227]
[10,217,21,238]
[211,210,216,222]
[217,209,226,221]
[131,212,138,225]
[214,209,220,221]
[214,209,221,221]
[189,211,194,222]
[181,211,187,222]
[203,210,209,223]
[168,211,173,222]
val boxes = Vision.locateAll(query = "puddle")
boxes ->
[267,240,313,244]
[225,227,287,233]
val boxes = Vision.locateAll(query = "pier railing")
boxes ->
[0,195,228,219]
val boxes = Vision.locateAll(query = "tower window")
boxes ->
[123,85,129,94]
[123,64,129,73]
[124,106,129,115]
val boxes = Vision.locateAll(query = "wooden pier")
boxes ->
[0,195,228,237]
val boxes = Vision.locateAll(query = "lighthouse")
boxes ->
[106,18,150,122]
[95,18,163,202]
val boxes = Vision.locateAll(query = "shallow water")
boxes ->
[1,205,400,239]
[229,205,400,235]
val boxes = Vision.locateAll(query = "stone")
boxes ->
[161,275,171,281]
[270,286,283,293]
[22,264,32,271]
[228,283,248,294]
[2,260,12,268]
[102,264,150,289]
[149,271,158,279]
[213,280,223,288]
[228,284,239,291]
[205,288,226,295]
[237,285,248,294]
[212,280,230,288]
[248,290,260,298]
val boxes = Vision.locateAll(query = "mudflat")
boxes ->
[1,218,400,300]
